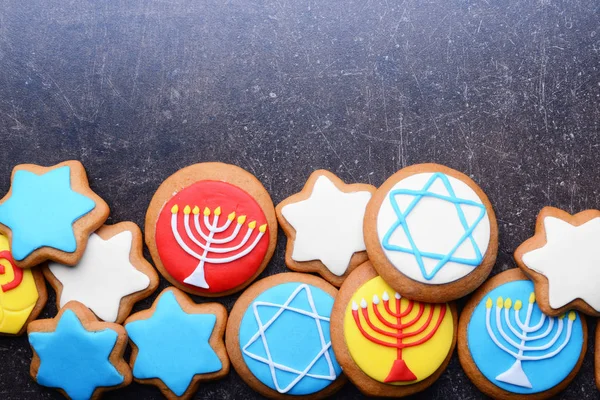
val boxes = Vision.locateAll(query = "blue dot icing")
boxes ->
[382,172,487,280]
[238,282,342,395]
[28,309,124,400]
[125,290,222,397]
[0,166,96,260]
[467,279,584,394]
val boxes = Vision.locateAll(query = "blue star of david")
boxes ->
[382,172,487,280]
[241,284,337,394]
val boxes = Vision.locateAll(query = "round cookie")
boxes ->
[364,163,498,303]
[515,206,600,317]
[458,269,586,400]
[145,162,277,297]
[330,261,456,397]
[44,222,159,324]
[0,161,110,269]
[276,170,375,287]
[226,273,346,399]
[0,234,47,336]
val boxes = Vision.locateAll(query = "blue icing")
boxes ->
[28,309,124,400]
[125,290,222,397]
[382,172,487,280]
[239,282,342,395]
[467,280,584,394]
[0,166,96,260]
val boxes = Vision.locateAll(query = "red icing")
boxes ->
[155,180,269,293]
[352,298,447,383]
[0,250,23,292]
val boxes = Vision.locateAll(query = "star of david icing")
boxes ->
[242,284,337,394]
[382,172,487,280]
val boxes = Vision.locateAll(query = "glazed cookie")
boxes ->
[28,301,132,400]
[145,162,277,297]
[0,161,109,269]
[364,163,498,303]
[458,269,586,400]
[125,287,229,400]
[330,261,456,397]
[226,273,345,399]
[276,170,375,286]
[515,207,600,317]
[44,222,159,324]
[0,234,47,336]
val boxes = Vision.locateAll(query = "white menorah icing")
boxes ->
[485,292,576,388]
[170,204,267,289]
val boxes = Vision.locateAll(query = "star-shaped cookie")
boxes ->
[45,222,159,323]
[515,206,600,317]
[0,161,109,268]
[276,170,375,287]
[125,287,229,399]
[27,301,131,399]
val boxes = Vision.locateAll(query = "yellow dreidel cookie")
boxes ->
[0,234,46,335]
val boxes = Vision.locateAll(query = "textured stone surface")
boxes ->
[0,0,599,398]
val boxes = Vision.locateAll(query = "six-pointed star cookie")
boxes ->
[515,207,600,316]
[27,302,131,400]
[125,288,229,400]
[276,170,375,287]
[45,222,159,323]
[0,161,109,268]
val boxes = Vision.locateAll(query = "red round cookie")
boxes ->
[156,181,269,294]
[146,162,277,297]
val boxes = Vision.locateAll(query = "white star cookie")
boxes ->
[277,171,375,286]
[516,207,600,316]
[46,223,158,323]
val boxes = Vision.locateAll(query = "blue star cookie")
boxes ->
[28,302,131,400]
[0,161,109,267]
[125,288,229,398]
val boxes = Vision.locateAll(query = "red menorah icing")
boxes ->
[0,250,23,292]
[156,180,269,293]
[351,292,447,383]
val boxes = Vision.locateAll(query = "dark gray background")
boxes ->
[0,0,599,399]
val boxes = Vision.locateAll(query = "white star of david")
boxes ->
[241,284,337,394]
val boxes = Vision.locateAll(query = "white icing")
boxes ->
[522,216,600,310]
[48,231,151,322]
[170,211,265,289]
[485,296,574,388]
[376,172,491,284]
[281,175,372,276]
[241,284,337,393]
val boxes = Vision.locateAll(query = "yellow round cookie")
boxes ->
[0,234,39,334]
[344,276,453,384]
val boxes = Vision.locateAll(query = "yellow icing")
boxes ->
[344,276,453,384]
[0,234,39,334]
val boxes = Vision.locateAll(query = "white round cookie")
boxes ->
[376,172,491,284]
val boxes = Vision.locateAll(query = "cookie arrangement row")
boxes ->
[0,160,593,400]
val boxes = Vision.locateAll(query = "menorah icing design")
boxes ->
[485,293,576,388]
[170,204,267,289]
[238,282,342,395]
[0,234,42,335]
[467,280,584,394]
[344,276,454,384]
[376,172,491,284]
[155,180,270,293]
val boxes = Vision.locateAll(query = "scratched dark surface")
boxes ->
[0,0,599,399]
